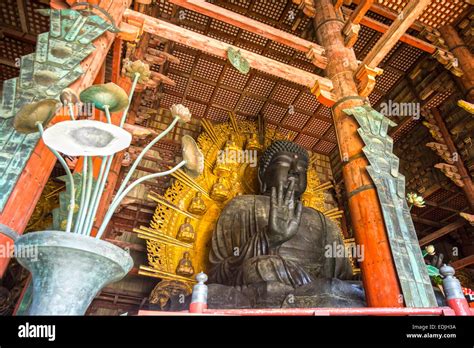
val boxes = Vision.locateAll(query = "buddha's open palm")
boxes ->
[268,180,303,248]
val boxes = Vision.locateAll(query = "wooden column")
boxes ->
[431,108,474,212]
[312,0,402,307]
[439,25,474,102]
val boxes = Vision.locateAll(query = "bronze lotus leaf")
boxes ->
[123,59,151,83]
[51,46,73,59]
[227,47,250,74]
[60,88,79,105]
[182,135,204,177]
[79,82,129,112]
[13,99,61,134]
[33,70,59,86]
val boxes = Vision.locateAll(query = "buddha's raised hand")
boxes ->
[268,180,303,248]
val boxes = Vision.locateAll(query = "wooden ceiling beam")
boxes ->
[342,6,436,55]
[418,219,466,246]
[0,26,36,43]
[358,0,432,69]
[16,0,28,33]
[348,0,375,25]
[431,108,474,213]
[0,58,18,69]
[411,215,443,228]
[167,0,327,68]
[450,255,474,270]
[351,0,425,32]
[123,9,335,103]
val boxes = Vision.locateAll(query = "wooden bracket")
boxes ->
[434,163,464,187]
[354,64,383,97]
[426,142,454,164]
[306,45,328,69]
[310,81,336,107]
[342,22,361,48]
[292,0,316,17]
[419,26,446,48]
[433,48,464,77]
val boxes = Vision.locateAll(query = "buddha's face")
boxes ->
[260,151,307,199]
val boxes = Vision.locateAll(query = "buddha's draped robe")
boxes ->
[209,195,354,287]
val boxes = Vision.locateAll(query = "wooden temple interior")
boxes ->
[0,0,473,315]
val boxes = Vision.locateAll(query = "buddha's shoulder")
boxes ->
[302,206,339,229]
[222,194,266,208]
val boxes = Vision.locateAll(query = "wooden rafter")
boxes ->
[167,0,327,69]
[450,255,474,270]
[0,58,18,69]
[358,0,433,69]
[351,0,425,32]
[431,108,474,212]
[355,13,436,54]
[411,215,443,228]
[418,219,466,246]
[123,9,336,104]
[0,26,36,43]
[348,0,375,24]
[16,0,28,33]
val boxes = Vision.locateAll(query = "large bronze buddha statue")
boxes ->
[207,140,365,308]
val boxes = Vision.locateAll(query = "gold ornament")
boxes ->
[136,118,347,285]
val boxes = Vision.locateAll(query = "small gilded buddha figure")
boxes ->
[246,133,262,152]
[176,217,195,243]
[188,192,207,215]
[176,251,194,277]
[210,177,230,202]
[224,133,241,154]
[214,134,242,177]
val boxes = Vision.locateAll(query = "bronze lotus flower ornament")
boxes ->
[170,104,192,123]
[123,59,151,84]
[13,99,62,134]
[79,82,129,113]
[182,135,204,177]
[406,192,426,208]
[42,120,132,157]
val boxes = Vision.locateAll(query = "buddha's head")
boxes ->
[184,217,191,224]
[258,140,309,200]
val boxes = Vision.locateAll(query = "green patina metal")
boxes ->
[0,7,117,211]
[343,105,438,308]
[52,172,97,231]
[227,47,250,74]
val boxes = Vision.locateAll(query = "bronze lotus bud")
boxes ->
[170,104,191,123]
